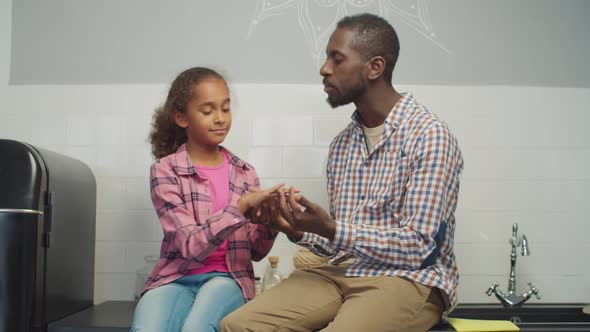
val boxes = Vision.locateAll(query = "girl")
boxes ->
[131,67,282,332]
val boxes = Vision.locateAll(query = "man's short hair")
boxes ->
[337,13,400,84]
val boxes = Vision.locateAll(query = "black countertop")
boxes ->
[49,301,590,332]
[48,301,455,332]
[49,301,134,332]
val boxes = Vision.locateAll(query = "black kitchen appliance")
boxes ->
[0,139,96,332]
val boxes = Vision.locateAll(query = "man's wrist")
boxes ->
[320,219,337,241]
[287,231,303,243]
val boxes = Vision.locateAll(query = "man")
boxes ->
[221,13,463,332]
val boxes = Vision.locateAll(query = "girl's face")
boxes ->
[175,78,232,148]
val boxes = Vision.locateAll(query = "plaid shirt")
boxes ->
[143,144,278,301]
[299,93,464,307]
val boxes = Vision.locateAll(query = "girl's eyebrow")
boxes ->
[196,98,230,107]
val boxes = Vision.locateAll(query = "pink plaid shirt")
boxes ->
[143,144,278,301]
[298,93,463,308]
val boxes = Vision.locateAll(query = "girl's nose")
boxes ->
[214,111,226,124]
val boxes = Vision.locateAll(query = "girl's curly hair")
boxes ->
[148,67,225,159]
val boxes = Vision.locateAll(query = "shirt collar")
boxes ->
[350,92,414,132]
[172,143,249,176]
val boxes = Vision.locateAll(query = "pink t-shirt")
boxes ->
[186,151,230,275]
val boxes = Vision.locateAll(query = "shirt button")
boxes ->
[361,195,366,200]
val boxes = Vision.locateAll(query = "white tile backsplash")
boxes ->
[1,83,589,304]
[95,241,127,273]
[96,177,127,211]
[125,144,155,178]
[29,116,67,145]
[460,179,590,212]
[67,115,98,145]
[252,117,280,146]
[94,272,137,304]
[96,211,161,242]
[98,116,125,145]
[122,177,153,211]
[462,148,590,180]
[252,116,313,146]
[0,117,29,142]
[124,241,162,273]
[279,116,313,146]
[124,113,152,145]
[247,147,283,178]
[283,147,328,178]
[96,146,130,176]
[314,116,353,146]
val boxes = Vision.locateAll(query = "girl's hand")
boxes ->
[245,187,301,224]
[237,183,284,215]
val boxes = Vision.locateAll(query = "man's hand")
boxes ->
[277,187,336,241]
[247,198,304,242]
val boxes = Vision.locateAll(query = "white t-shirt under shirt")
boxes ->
[362,123,385,152]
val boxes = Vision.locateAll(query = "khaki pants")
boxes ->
[220,264,444,332]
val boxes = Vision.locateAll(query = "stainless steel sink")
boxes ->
[429,304,590,331]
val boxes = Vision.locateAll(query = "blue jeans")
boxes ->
[130,272,245,332]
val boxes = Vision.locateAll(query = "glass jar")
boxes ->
[134,255,159,301]
[262,256,283,292]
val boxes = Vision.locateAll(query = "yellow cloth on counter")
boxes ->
[447,317,520,331]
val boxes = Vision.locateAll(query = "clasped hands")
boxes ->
[237,183,336,241]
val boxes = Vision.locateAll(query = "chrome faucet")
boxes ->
[485,223,541,307]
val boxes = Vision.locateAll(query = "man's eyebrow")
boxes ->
[327,49,345,57]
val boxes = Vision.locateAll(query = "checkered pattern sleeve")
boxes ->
[332,122,462,269]
[298,232,338,257]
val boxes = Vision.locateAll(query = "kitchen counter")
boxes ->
[49,301,590,332]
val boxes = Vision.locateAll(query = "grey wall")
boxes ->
[10,0,590,86]
[0,0,10,84]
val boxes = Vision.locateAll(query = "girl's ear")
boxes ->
[173,110,189,128]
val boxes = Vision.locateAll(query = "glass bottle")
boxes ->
[262,256,283,292]
[254,277,262,296]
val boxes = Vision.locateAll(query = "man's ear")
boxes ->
[367,56,386,81]
[173,110,189,128]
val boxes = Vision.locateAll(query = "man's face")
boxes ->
[320,27,368,108]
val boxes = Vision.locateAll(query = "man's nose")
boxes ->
[319,61,331,76]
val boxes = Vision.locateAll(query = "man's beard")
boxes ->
[326,80,366,108]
